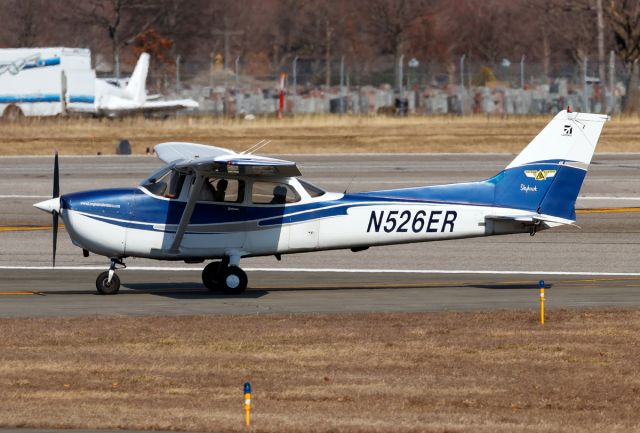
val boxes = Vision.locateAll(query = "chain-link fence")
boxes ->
[149,55,629,116]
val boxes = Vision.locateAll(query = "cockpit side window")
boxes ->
[199,177,245,203]
[298,179,326,198]
[251,181,300,205]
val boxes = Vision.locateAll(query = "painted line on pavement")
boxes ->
[0,225,63,232]
[0,195,49,198]
[1,265,640,276]
[577,207,640,214]
[0,291,40,295]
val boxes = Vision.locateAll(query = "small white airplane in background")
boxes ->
[34,110,608,295]
[95,53,199,117]
[0,48,198,119]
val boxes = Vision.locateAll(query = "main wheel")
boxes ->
[202,261,222,291]
[96,271,120,295]
[219,266,248,295]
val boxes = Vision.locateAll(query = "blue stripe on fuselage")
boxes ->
[357,161,586,220]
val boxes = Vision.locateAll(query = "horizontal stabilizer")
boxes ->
[485,213,575,226]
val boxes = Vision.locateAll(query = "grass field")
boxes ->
[2,114,640,155]
[1,310,639,432]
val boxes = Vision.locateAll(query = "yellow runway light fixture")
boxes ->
[539,280,545,326]
[244,382,251,429]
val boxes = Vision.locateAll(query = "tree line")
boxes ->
[1,0,639,111]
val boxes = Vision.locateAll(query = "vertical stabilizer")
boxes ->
[506,110,608,169]
[492,110,609,220]
[124,53,149,104]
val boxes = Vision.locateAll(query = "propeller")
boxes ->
[52,151,59,267]
[33,151,62,267]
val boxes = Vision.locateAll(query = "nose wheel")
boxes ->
[96,271,120,294]
[202,259,248,295]
[96,258,125,295]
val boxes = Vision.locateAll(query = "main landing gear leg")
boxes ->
[96,258,125,295]
[202,255,247,295]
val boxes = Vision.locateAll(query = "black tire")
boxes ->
[96,271,120,295]
[202,261,222,291]
[219,266,247,295]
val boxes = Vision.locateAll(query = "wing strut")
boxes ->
[170,174,205,252]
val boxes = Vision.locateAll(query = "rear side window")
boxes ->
[251,181,300,205]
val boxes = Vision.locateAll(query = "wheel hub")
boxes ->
[226,274,240,289]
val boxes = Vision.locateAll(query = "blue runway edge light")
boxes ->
[244,382,251,393]
[539,280,545,289]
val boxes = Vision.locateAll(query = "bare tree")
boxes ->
[365,0,431,89]
[68,0,164,78]
[0,0,52,47]
[605,0,640,112]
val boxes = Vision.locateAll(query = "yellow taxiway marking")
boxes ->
[0,225,64,232]
[577,207,640,214]
[0,291,41,295]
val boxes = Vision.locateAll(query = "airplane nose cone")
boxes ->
[33,197,61,214]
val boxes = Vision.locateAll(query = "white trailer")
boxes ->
[0,47,95,119]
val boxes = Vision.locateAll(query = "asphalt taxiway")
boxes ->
[1,154,639,317]
[1,268,639,317]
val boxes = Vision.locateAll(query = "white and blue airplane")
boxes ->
[34,110,608,295]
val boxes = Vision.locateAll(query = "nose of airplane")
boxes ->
[33,197,61,214]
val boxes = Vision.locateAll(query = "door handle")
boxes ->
[227,207,240,211]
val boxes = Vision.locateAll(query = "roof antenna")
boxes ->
[343,176,355,194]
[241,139,270,155]
[248,139,271,155]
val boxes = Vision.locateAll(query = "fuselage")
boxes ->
[56,172,535,261]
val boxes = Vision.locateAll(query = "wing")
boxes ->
[178,154,301,177]
[155,142,235,165]
[141,98,199,111]
[155,142,301,178]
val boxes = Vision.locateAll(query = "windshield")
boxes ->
[298,179,326,197]
[141,168,186,199]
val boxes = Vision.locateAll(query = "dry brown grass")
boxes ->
[1,310,639,432]
[1,114,640,155]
